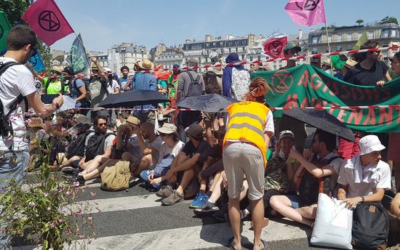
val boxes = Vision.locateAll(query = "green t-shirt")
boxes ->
[44,77,69,94]
[168,74,179,98]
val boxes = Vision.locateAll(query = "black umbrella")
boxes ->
[177,94,239,112]
[99,90,169,108]
[283,109,355,141]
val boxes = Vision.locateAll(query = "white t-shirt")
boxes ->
[158,141,185,165]
[0,57,36,151]
[107,79,120,94]
[338,155,391,198]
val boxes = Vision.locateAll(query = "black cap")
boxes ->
[63,66,74,75]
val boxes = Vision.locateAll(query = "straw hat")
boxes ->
[138,59,155,70]
[28,118,44,128]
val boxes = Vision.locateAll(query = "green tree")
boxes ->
[379,16,399,25]
[356,19,364,25]
[0,0,30,26]
[0,0,52,71]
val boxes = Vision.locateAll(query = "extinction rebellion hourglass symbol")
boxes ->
[38,11,61,32]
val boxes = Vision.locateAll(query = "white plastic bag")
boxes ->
[310,193,353,249]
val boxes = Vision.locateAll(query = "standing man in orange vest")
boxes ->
[223,77,274,250]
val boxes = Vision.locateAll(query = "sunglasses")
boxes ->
[98,123,107,127]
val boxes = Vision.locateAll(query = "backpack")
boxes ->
[186,71,203,97]
[100,161,131,191]
[72,78,91,107]
[88,77,109,107]
[0,61,28,138]
[66,130,93,159]
[85,132,115,162]
[204,71,221,95]
[352,203,389,249]
[231,68,250,101]
[298,155,342,205]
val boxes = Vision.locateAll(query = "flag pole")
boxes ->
[324,22,331,53]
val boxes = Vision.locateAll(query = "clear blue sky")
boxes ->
[52,0,400,52]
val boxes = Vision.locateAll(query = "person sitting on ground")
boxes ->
[139,123,185,191]
[60,115,93,172]
[75,115,115,186]
[240,130,297,220]
[337,135,391,209]
[189,127,224,209]
[270,130,343,227]
[120,121,163,177]
[157,124,211,206]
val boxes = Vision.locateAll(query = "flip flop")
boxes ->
[228,237,240,250]
[260,239,268,250]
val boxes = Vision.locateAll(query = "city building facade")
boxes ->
[154,46,184,69]
[107,42,149,73]
[308,23,400,64]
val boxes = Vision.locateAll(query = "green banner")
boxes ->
[0,11,11,52]
[252,65,400,133]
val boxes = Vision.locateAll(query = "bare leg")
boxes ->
[297,204,318,220]
[229,197,242,250]
[251,198,265,250]
[209,171,222,193]
[81,155,108,175]
[209,173,223,203]
[133,154,152,177]
[82,159,120,181]
[60,156,81,168]
[269,195,313,227]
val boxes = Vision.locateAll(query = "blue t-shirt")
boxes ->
[134,73,157,91]
[134,73,157,111]
[69,78,85,99]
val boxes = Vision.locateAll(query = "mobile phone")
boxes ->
[41,94,59,104]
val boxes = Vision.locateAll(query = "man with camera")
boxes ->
[0,26,63,248]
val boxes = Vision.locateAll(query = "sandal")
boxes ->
[254,239,268,250]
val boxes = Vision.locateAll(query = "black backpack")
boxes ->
[186,71,203,97]
[352,203,389,249]
[298,155,342,205]
[0,61,28,138]
[66,130,93,159]
[84,132,114,162]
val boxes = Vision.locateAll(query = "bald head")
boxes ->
[140,122,155,139]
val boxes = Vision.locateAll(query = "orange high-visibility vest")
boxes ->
[223,101,269,167]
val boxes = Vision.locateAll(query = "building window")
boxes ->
[312,36,319,44]
[391,29,397,37]
[347,33,352,41]
[250,56,253,61]
[347,44,352,51]
[241,54,244,60]
[368,31,374,39]
[382,29,390,38]
[312,47,318,54]
[229,48,231,53]
[336,35,342,42]
[328,36,332,43]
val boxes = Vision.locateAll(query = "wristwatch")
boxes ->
[360,196,365,203]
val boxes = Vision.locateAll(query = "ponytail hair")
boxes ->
[244,77,270,103]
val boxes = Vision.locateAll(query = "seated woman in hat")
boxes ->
[139,123,184,191]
